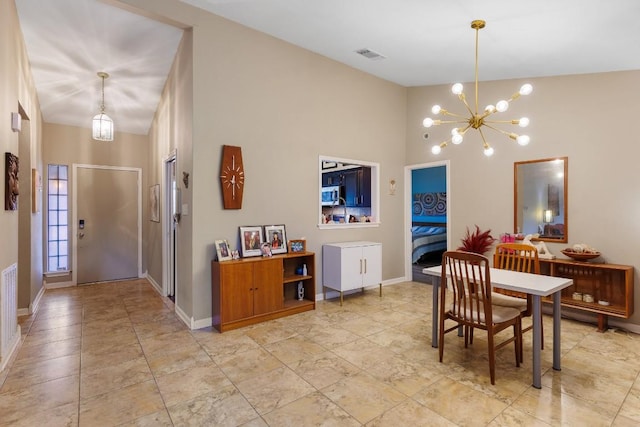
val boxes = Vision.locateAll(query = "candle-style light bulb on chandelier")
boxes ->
[92,71,114,141]
[424,20,531,157]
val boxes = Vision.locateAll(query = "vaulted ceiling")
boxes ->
[16,0,640,136]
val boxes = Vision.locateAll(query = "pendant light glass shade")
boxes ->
[92,72,114,141]
[92,112,113,141]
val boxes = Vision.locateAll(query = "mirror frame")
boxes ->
[514,157,568,243]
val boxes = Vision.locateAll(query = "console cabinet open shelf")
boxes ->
[539,258,634,331]
[211,252,315,332]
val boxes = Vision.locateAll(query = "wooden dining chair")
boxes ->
[438,250,521,385]
[492,242,541,362]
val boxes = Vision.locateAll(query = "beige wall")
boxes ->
[124,0,407,325]
[147,28,193,315]
[407,70,640,327]
[1,0,43,313]
[42,122,149,280]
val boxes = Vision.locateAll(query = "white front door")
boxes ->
[75,166,140,284]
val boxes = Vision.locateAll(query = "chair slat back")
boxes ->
[441,251,491,326]
[493,243,540,274]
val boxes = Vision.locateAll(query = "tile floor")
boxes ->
[1,278,639,426]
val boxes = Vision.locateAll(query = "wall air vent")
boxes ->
[355,48,386,60]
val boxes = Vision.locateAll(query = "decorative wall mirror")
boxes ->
[318,155,379,229]
[514,157,568,243]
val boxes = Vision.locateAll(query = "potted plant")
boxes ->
[458,225,496,255]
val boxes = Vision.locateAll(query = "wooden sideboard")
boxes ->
[539,258,634,331]
[211,252,315,332]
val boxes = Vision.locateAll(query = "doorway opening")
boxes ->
[163,153,178,302]
[404,161,451,283]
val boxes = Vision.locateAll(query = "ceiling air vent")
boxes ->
[355,48,386,60]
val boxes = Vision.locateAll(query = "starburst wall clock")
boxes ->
[219,145,244,209]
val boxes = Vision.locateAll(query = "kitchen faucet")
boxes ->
[331,197,347,223]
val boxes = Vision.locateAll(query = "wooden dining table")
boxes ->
[422,265,573,388]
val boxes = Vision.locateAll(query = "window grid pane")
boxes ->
[46,164,69,273]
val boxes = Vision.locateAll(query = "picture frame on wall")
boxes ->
[215,239,232,261]
[264,224,287,254]
[239,226,264,258]
[5,152,19,211]
[149,184,160,222]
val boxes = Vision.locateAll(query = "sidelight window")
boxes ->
[47,164,69,272]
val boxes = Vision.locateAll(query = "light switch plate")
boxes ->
[11,112,21,132]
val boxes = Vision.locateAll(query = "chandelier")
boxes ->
[92,72,114,141]
[423,20,531,157]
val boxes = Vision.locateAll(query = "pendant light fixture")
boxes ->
[92,71,114,141]
[423,20,532,157]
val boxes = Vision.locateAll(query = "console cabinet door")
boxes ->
[253,259,283,315]
[361,243,382,287]
[221,263,254,322]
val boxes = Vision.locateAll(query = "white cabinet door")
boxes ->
[361,244,382,287]
[341,246,365,291]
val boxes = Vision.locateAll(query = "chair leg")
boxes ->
[514,319,521,368]
[438,318,445,363]
[487,331,496,385]
[519,317,524,364]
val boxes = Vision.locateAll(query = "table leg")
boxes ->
[431,276,440,348]
[532,295,542,389]
[553,291,562,371]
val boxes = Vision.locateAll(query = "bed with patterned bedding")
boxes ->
[412,224,447,263]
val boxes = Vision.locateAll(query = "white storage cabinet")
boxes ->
[322,241,382,305]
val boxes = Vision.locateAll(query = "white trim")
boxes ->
[43,271,71,278]
[27,284,46,315]
[542,305,640,335]
[318,155,380,226]
[403,160,450,281]
[192,317,213,330]
[0,325,21,373]
[162,150,177,299]
[145,273,162,295]
[45,281,75,289]
[72,164,143,286]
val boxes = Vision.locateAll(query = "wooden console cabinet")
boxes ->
[540,258,634,331]
[211,252,315,332]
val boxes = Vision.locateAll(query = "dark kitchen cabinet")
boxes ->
[344,167,371,207]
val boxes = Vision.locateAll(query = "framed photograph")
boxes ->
[289,239,306,253]
[264,225,287,254]
[215,239,232,261]
[149,184,160,222]
[239,226,264,257]
[5,152,19,211]
[260,242,272,257]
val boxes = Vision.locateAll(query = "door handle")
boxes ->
[78,232,85,239]
[364,258,367,274]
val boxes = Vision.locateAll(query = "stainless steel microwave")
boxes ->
[321,185,341,206]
